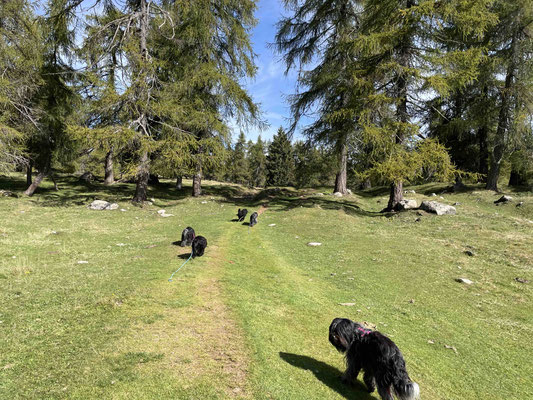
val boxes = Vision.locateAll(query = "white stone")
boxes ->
[157,210,166,215]
[89,200,114,210]
[339,303,356,306]
[333,192,343,197]
[77,260,89,264]
[307,242,322,246]
[268,224,276,227]
[420,201,456,215]
[397,199,418,210]
[455,278,473,285]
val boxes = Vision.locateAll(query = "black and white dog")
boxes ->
[249,212,258,227]
[191,236,207,258]
[180,227,195,247]
[329,318,419,400]
[237,208,248,222]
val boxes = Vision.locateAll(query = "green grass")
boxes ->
[0,175,532,399]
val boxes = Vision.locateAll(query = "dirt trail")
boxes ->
[116,227,252,398]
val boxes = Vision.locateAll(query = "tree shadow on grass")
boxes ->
[279,352,375,400]
[268,196,394,219]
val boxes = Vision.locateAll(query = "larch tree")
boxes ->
[352,0,495,210]
[24,0,83,196]
[248,135,267,187]
[0,0,42,174]
[266,127,295,186]
[275,0,363,195]
[485,0,533,191]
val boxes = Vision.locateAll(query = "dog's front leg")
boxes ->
[363,371,376,393]
[341,359,361,385]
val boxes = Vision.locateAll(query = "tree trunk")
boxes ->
[104,149,114,185]
[361,178,371,190]
[386,182,403,211]
[24,169,47,196]
[477,125,488,181]
[176,176,182,190]
[509,167,526,187]
[384,2,411,211]
[51,174,59,191]
[132,0,150,204]
[334,138,348,194]
[26,161,33,186]
[132,151,150,203]
[486,32,518,192]
[192,163,202,197]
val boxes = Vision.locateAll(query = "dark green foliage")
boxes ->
[229,131,250,185]
[266,127,295,186]
[248,135,267,187]
[293,141,335,188]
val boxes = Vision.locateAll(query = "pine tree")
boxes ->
[485,0,533,191]
[248,135,267,187]
[351,0,495,209]
[229,131,250,185]
[23,0,82,195]
[0,0,42,173]
[266,127,295,186]
[275,0,363,195]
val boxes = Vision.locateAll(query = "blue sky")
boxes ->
[236,0,305,144]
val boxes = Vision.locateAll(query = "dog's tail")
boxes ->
[393,380,420,400]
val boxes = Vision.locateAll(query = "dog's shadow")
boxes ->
[171,241,183,246]
[230,218,240,222]
[177,253,192,259]
[242,222,250,226]
[279,352,375,399]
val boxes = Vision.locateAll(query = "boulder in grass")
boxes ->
[494,195,512,204]
[420,201,456,215]
[396,199,417,211]
[89,200,118,210]
[307,242,322,247]
[333,192,343,197]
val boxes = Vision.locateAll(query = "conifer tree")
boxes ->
[248,135,267,187]
[351,0,495,209]
[266,127,294,186]
[275,0,362,195]
[0,0,42,173]
[24,0,82,195]
[230,131,251,185]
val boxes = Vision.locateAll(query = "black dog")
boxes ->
[237,208,248,222]
[329,318,419,400]
[191,236,207,258]
[249,211,258,227]
[180,227,195,247]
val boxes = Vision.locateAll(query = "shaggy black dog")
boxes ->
[249,212,258,227]
[329,318,419,400]
[237,208,248,222]
[180,227,195,247]
[191,236,207,258]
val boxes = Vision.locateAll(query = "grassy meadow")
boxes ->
[0,175,532,399]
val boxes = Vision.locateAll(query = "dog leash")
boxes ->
[168,252,193,282]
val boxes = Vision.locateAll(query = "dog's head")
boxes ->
[329,318,359,353]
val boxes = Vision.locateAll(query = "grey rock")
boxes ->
[430,193,437,197]
[307,242,322,246]
[333,192,343,197]
[396,199,417,210]
[420,201,457,215]
[89,200,117,210]
[404,189,416,194]
[516,201,524,207]
[464,250,475,257]
[455,278,473,285]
